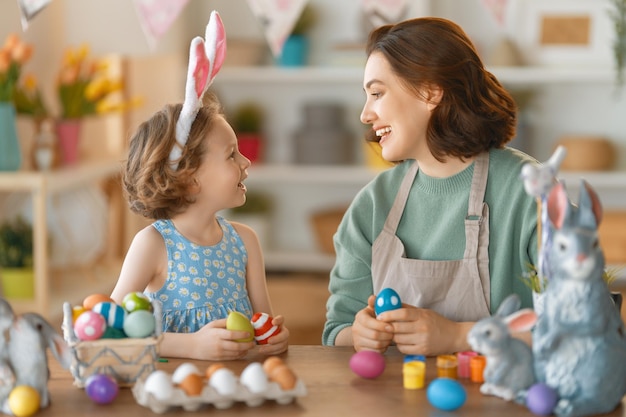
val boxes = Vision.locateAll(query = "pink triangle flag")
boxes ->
[133,0,190,50]
[481,0,509,27]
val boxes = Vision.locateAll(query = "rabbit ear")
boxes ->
[504,308,537,333]
[578,180,603,229]
[495,294,521,317]
[548,181,570,230]
[171,10,226,169]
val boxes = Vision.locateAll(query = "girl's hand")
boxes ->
[352,295,394,353]
[377,306,471,356]
[192,319,255,361]
[258,315,289,355]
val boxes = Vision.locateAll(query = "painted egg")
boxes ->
[375,287,402,315]
[251,312,281,344]
[144,370,174,401]
[101,326,127,339]
[123,309,156,338]
[526,383,558,416]
[92,301,127,330]
[85,374,119,404]
[427,378,467,411]
[83,293,114,310]
[225,311,254,342]
[172,363,201,385]
[349,350,386,379]
[7,385,40,417]
[209,368,237,396]
[74,310,107,341]
[240,362,269,394]
[122,292,153,313]
[179,373,204,396]
[72,305,86,323]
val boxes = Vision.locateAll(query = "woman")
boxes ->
[323,17,538,356]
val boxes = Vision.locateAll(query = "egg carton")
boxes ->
[132,375,307,413]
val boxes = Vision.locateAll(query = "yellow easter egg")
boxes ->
[225,311,254,342]
[8,385,40,417]
[72,305,86,323]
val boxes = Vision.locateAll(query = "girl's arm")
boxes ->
[110,225,166,304]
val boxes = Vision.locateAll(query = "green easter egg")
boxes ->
[122,292,153,313]
[123,310,156,338]
[226,311,254,342]
[101,326,127,339]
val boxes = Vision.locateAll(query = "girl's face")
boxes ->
[194,115,251,212]
[360,51,437,162]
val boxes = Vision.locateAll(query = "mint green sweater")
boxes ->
[323,147,538,345]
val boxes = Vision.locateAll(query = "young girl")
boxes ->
[323,17,538,356]
[111,12,288,361]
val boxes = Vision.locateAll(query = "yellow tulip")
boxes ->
[23,74,37,91]
[85,77,110,101]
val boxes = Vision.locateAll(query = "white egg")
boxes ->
[143,370,174,401]
[209,368,237,396]
[172,363,201,384]
[240,362,269,394]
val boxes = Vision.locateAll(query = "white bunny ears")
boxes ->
[170,10,226,169]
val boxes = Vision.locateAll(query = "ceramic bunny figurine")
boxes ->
[467,294,536,401]
[0,299,16,409]
[0,298,72,413]
[532,180,626,417]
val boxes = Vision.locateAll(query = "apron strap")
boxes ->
[383,161,419,233]
[466,152,489,220]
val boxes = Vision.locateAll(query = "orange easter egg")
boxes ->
[83,294,114,310]
[179,373,204,396]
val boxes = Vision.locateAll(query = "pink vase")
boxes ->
[56,119,82,165]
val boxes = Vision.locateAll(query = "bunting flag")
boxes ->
[16,0,51,30]
[246,0,309,57]
[481,0,509,27]
[133,0,190,50]
[361,0,408,30]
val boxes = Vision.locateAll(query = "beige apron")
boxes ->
[371,152,491,321]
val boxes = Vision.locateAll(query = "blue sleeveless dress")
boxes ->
[146,217,253,333]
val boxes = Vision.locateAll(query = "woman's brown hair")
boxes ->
[123,93,223,219]
[366,17,517,161]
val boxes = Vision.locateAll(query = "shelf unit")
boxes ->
[216,65,625,272]
[0,159,123,319]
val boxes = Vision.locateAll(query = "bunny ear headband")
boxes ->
[170,10,226,169]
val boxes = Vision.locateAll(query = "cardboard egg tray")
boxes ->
[132,375,307,413]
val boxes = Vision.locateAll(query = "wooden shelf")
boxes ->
[0,160,123,320]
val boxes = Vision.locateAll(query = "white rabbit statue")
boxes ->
[0,299,16,407]
[532,180,626,417]
[467,294,537,401]
[0,298,72,414]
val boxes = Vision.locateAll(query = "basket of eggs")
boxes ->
[61,292,164,388]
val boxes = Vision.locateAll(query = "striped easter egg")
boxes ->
[92,301,127,330]
[251,312,280,345]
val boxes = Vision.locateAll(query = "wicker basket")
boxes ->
[310,207,347,254]
[62,300,163,388]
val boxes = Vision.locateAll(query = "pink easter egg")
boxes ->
[74,310,107,341]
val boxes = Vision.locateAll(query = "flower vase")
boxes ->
[0,102,22,171]
[56,119,82,166]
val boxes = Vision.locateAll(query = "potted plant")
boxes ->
[0,216,34,299]
[279,4,317,66]
[609,0,626,86]
[228,192,273,250]
[232,102,264,163]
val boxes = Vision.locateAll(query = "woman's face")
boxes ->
[360,51,437,162]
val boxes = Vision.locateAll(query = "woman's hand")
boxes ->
[190,318,255,361]
[351,295,394,353]
[257,315,289,355]
[377,305,472,356]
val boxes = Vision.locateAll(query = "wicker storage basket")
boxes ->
[310,207,347,254]
[62,300,163,388]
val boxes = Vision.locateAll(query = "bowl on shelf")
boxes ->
[556,136,616,171]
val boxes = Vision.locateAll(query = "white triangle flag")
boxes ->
[246,0,309,57]
[133,0,190,50]
[361,0,408,29]
[16,0,51,30]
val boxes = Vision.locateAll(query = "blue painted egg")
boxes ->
[85,374,119,404]
[92,301,127,330]
[526,383,558,416]
[375,287,402,315]
[427,378,467,411]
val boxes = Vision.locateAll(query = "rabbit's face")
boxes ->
[551,227,603,282]
[467,320,507,356]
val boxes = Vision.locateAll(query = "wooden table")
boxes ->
[44,345,625,416]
